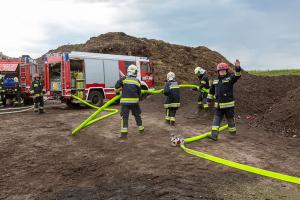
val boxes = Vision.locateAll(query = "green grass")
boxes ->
[248,69,300,76]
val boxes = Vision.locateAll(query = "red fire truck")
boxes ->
[0,56,38,106]
[44,51,154,106]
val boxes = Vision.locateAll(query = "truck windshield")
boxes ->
[141,62,151,73]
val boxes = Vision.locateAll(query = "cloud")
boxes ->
[0,0,299,69]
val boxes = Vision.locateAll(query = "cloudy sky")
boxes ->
[0,0,299,69]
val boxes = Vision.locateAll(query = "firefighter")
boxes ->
[13,77,23,106]
[115,64,144,138]
[194,66,210,113]
[164,72,180,126]
[0,75,5,107]
[30,73,44,113]
[207,59,242,141]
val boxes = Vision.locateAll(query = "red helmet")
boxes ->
[217,63,229,71]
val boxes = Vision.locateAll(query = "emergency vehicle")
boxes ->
[44,51,154,106]
[0,56,38,105]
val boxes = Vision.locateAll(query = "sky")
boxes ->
[0,0,299,70]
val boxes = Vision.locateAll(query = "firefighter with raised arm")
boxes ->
[194,66,210,113]
[164,72,180,126]
[115,64,144,138]
[207,59,242,141]
[30,73,44,113]
[0,75,5,107]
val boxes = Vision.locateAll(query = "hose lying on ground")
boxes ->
[71,85,300,185]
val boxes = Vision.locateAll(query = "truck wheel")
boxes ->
[89,91,104,107]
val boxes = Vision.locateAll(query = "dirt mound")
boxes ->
[46,32,233,84]
[260,87,300,137]
[0,52,11,59]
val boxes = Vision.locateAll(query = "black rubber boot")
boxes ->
[165,120,170,125]
[207,132,218,141]
[170,121,175,126]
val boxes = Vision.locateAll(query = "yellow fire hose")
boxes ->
[71,85,300,185]
[71,95,119,129]
[181,125,300,185]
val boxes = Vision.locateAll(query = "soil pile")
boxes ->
[260,86,300,137]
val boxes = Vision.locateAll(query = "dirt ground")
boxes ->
[0,93,300,200]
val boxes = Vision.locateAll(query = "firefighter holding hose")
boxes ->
[194,66,210,114]
[0,75,5,107]
[30,73,44,113]
[115,64,144,138]
[207,59,242,141]
[164,72,180,126]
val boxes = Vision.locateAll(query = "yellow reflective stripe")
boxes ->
[235,71,241,76]
[138,126,145,131]
[201,81,206,84]
[164,103,180,108]
[170,117,176,122]
[198,102,203,105]
[203,104,209,108]
[219,101,235,108]
[34,84,38,87]
[121,98,139,101]
[123,79,141,87]
[214,102,219,108]
[207,94,213,99]
[213,80,219,84]
[212,126,219,131]
[170,86,180,89]
[229,127,236,132]
[222,80,229,83]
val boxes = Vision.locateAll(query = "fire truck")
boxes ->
[0,56,38,106]
[44,51,154,106]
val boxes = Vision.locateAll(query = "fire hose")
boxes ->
[0,97,49,115]
[71,85,300,185]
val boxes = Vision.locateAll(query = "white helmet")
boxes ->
[127,64,138,76]
[14,77,19,83]
[194,66,206,75]
[167,72,175,81]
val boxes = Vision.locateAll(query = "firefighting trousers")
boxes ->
[211,107,236,136]
[0,93,5,105]
[34,96,44,111]
[198,91,208,109]
[165,107,178,122]
[120,104,143,133]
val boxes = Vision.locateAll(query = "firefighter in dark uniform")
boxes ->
[164,72,180,126]
[30,73,44,113]
[13,77,23,106]
[115,64,144,138]
[194,66,210,112]
[0,75,5,107]
[207,59,242,141]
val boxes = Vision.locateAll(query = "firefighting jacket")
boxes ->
[30,80,43,96]
[198,73,210,90]
[115,76,141,105]
[207,67,241,109]
[0,78,4,93]
[164,80,180,108]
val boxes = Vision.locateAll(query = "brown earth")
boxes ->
[0,93,300,200]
